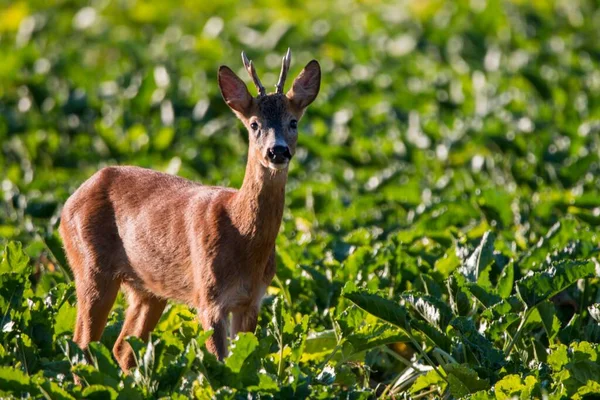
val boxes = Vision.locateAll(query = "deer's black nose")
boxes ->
[267,146,292,164]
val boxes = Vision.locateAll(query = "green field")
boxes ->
[1,0,600,398]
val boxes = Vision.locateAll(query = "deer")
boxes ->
[59,49,321,371]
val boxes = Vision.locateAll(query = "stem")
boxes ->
[390,370,426,395]
[273,275,292,308]
[408,336,447,382]
[277,337,285,381]
[317,342,343,372]
[413,387,441,399]
[382,346,418,369]
[432,348,458,367]
[504,308,533,357]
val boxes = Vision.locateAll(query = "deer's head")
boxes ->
[218,49,321,171]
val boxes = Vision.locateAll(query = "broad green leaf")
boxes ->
[34,375,76,400]
[341,282,408,331]
[225,333,258,373]
[494,374,539,400]
[573,380,600,400]
[496,261,514,299]
[535,301,560,341]
[458,231,495,283]
[0,241,31,275]
[89,342,121,382]
[411,320,452,351]
[516,260,596,309]
[548,342,600,397]
[447,274,472,316]
[346,325,411,354]
[450,317,505,370]
[303,330,337,360]
[82,384,118,400]
[72,364,120,389]
[445,364,490,397]
[54,301,77,337]
[409,369,445,394]
[548,344,569,371]
[0,366,36,396]
[465,283,502,308]
[402,291,453,330]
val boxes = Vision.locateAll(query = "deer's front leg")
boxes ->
[231,306,259,337]
[232,251,276,337]
[199,307,228,360]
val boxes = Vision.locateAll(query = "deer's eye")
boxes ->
[250,122,259,131]
[290,120,298,129]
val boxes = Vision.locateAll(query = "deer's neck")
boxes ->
[229,153,287,251]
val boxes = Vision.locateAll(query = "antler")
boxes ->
[275,48,292,94]
[241,51,266,97]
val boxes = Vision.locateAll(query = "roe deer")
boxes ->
[59,49,321,370]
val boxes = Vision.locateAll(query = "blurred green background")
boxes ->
[1,0,600,397]
[2,0,598,247]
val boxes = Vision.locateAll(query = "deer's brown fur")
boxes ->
[59,51,320,370]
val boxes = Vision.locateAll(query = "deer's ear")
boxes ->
[218,66,253,115]
[286,60,321,110]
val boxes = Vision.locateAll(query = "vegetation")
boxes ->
[1,0,600,398]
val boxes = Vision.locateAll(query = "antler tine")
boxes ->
[241,51,266,97]
[275,48,292,94]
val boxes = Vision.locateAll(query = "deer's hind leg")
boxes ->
[113,284,167,371]
[63,231,121,357]
[72,269,120,356]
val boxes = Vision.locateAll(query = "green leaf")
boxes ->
[447,274,472,316]
[411,320,452,351]
[516,260,596,309]
[535,301,560,341]
[548,344,569,371]
[549,342,600,397]
[450,317,505,370]
[0,366,37,396]
[225,333,258,373]
[494,374,539,400]
[574,379,600,399]
[496,261,514,299]
[0,241,31,275]
[409,369,445,394]
[445,364,490,397]
[89,342,121,382]
[303,330,337,360]
[458,231,495,283]
[465,283,502,308]
[341,282,409,331]
[54,301,77,337]
[82,384,118,400]
[72,364,120,389]
[33,375,76,400]
[402,291,453,330]
[346,324,411,354]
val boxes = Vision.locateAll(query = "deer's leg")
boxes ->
[199,307,228,360]
[73,275,120,355]
[113,286,167,371]
[232,251,275,337]
[231,306,259,337]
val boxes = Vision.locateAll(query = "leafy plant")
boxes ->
[1,0,600,398]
